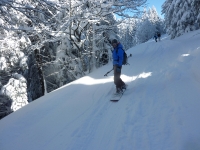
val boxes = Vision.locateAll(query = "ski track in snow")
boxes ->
[1,31,200,150]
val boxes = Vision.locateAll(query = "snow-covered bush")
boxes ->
[1,73,28,111]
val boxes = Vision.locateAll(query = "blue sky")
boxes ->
[146,0,166,17]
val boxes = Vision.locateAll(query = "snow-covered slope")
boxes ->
[1,30,200,150]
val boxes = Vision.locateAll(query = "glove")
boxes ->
[116,66,121,73]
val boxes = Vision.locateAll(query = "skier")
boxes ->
[157,32,161,41]
[111,39,126,93]
[153,34,157,42]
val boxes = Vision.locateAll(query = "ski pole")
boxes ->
[104,68,113,76]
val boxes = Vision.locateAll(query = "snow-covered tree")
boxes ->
[192,0,200,28]
[118,18,138,50]
[162,0,200,39]
[33,0,147,92]
[0,30,30,118]
[136,6,165,43]
[109,6,165,49]
[0,0,147,118]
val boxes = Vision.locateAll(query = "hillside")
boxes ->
[0,30,200,150]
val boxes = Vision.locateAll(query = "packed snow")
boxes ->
[1,30,200,150]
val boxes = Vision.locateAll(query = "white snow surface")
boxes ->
[1,30,200,150]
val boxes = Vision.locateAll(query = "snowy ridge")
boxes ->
[1,30,200,150]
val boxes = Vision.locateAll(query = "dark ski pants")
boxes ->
[113,65,125,89]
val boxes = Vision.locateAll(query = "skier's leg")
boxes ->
[114,66,120,87]
[114,66,123,92]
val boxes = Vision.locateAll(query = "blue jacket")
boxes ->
[112,43,124,67]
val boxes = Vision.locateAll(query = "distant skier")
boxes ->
[157,32,161,41]
[111,39,126,94]
[153,34,157,42]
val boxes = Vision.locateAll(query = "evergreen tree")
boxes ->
[191,0,200,28]
[136,6,165,44]
[162,0,200,39]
